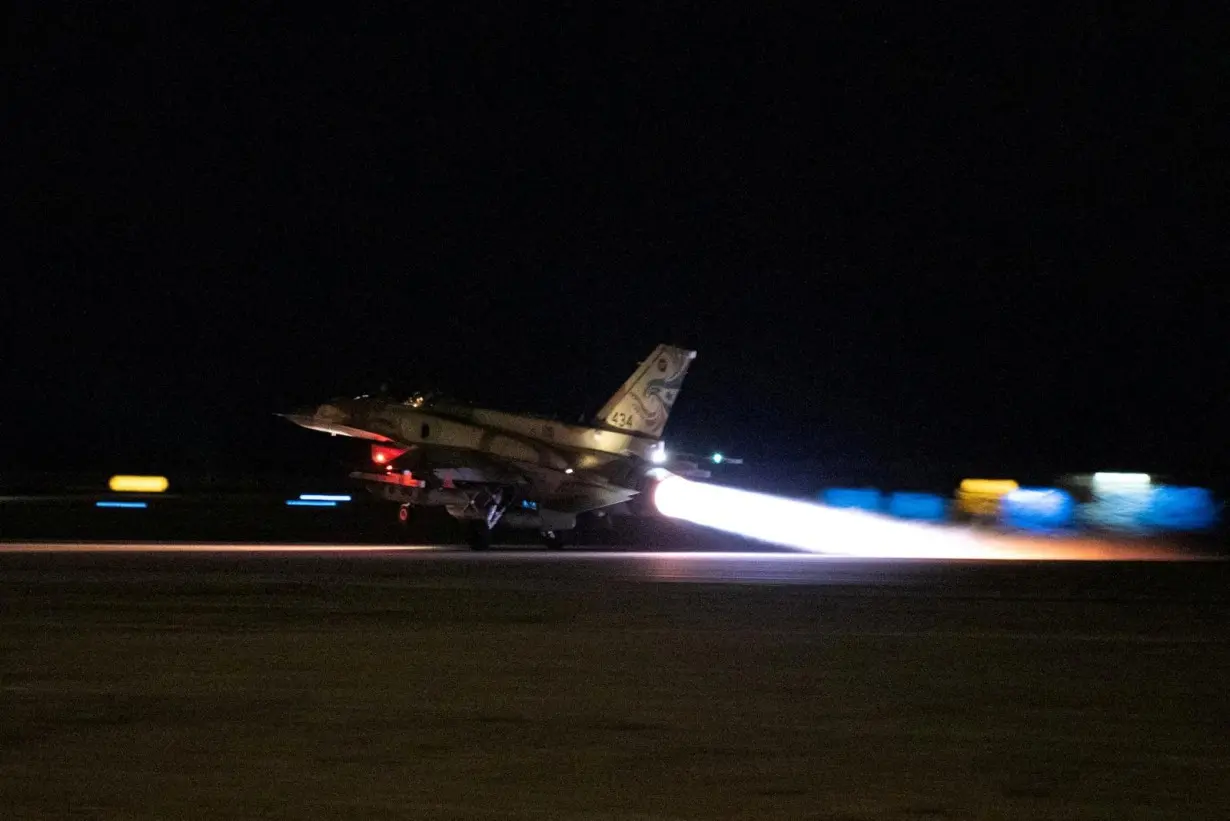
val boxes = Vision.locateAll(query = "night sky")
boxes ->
[7,7,1227,488]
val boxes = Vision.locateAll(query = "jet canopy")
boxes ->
[400,389,466,409]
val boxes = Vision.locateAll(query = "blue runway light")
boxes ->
[1082,485,1154,533]
[286,500,338,507]
[96,501,148,509]
[821,488,884,512]
[887,492,947,522]
[299,494,352,502]
[1142,486,1219,532]
[1001,488,1075,532]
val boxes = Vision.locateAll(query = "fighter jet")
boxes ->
[280,344,707,548]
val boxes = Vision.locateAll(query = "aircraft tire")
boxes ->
[466,520,492,551]
[540,530,566,550]
[397,505,411,525]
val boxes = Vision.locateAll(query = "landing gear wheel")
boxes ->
[397,505,411,525]
[540,530,566,550]
[466,520,492,551]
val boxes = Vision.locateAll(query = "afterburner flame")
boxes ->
[652,475,1178,561]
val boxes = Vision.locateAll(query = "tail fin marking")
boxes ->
[594,344,696,439]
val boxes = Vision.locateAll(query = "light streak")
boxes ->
[108,475,169,493]
[1092,472,1151,489]
[0,543,447,553]
[652,475,1176,561]
[955,478,1018,517]
[959,478,1019,495]
[1001,487,1076,531]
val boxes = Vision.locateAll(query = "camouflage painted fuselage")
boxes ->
[282,344,698,528]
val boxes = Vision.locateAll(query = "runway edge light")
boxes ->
[1092,472,1152,490]
[958,479,1019,496]
[821,487,884,512]
[886,491,947,522]
[1001,487,1076,531]
[1142,486,1220,532]
[108,475,169,493]
[956,478,1019,518]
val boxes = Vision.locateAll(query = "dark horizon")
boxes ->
[8,7,1226,485]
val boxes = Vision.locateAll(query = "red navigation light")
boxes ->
[371,444,410,465]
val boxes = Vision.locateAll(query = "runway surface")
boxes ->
[2,543,1228,819]
[0,539,1221,590]
[0,531,1210,558]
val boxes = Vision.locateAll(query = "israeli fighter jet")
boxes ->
[280,344,707,548]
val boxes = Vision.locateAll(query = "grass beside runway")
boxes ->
[1,557,1228,820]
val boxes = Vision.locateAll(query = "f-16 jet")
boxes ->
[281,344,708,548]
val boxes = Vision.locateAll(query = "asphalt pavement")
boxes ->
[1,544,1227,819]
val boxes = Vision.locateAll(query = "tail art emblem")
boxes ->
[627,350,689,430]
[595,344,696,439]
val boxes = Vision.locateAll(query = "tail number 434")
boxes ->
[610,412,637,428]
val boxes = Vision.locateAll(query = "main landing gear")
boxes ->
[465,519,493,551]
[397,489,572,551]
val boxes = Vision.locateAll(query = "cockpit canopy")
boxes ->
[402,390,439,408]
[346,386,458,407]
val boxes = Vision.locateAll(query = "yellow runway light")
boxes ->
[958,479,1019,495]
[108,475,169,493]
[956,479,1019,517]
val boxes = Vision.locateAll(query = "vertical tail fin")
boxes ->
[594,344,696,439]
